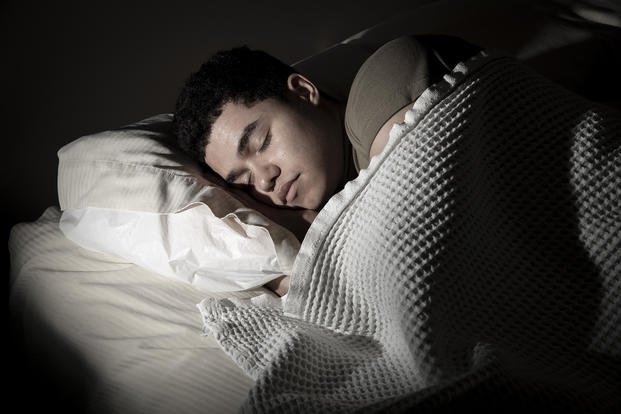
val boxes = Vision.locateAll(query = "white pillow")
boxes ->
[57,114,300,291]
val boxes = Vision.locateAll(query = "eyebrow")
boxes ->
[224,120,258,184]
[237,120,258,156]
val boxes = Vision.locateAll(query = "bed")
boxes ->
[9,1,620,413]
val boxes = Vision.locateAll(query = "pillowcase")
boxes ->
[57,114,300,292]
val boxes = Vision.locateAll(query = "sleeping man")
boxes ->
[173,35,479,295]
[180,34,620,411]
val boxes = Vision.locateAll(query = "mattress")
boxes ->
[9,206,254,413]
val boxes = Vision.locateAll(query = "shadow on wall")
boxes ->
[2,0,425,233]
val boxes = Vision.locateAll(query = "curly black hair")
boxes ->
[173,46,295,164]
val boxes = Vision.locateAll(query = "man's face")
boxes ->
[204,81,344,210]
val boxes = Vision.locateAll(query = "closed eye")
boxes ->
[225,170,251,187]
[258,130,271,153]
[225,173,252,188]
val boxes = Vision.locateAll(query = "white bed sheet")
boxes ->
[9,206,254,413]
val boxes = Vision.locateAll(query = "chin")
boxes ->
[298,176,330,210]
[309,189,331,211]
[298,193,319,211]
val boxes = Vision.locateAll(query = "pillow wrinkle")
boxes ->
[57,114,300,292]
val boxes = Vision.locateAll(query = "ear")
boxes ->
[287,73,320,105]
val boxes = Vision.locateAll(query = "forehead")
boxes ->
[212,101,257,144]
[204,100,267,173]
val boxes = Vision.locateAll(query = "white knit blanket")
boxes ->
[199,53,621,412]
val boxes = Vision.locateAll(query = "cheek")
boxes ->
[272,124,327,173]
[281,118,319,153]
[298,171,327,210]
[271,135,304,166]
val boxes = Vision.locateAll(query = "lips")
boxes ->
[277,174,299,205]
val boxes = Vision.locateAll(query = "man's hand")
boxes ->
[265,275,290,296]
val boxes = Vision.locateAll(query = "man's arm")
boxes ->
[265,275,290,297]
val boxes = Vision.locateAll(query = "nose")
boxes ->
[253,163,279,193]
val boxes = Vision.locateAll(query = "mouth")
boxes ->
[277,173,300,205]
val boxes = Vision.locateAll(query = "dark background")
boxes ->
[2,0,425,258]
[3,0,424,411]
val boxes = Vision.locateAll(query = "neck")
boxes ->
[323,96,356,187]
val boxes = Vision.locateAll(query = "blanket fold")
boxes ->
[199,51,621,412]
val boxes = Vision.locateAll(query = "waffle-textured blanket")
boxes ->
[199,52,621,412]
